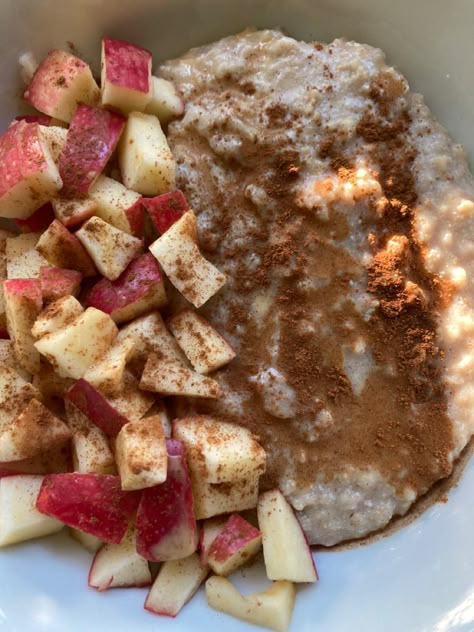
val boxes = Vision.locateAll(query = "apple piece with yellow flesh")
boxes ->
[145,76,184,125]
[89,175,143,236]
[142,189,188,235]
[39,267,82,303]
[31,295,83,338]
[36,219,97,277]
[52,196,97,228]
[4,278,42,374]
[5,233,49,280]
[199,516,227,566]
[83,337,135,394]
[0,365,38,431]
[206,513,262,577]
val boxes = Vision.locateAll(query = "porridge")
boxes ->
[158,29,474,546]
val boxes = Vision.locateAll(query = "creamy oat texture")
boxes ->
[159,30,474,545]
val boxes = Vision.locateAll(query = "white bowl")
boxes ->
[0,1,473,631]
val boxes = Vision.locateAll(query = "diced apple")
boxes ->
[257,489,318,583]
[89,175,143,236]
[142,189,188,235]
[36,473,141,543]
[119,112,175,196]
[31,295,83,338]
[192,478,261,522]
[135,439,198,561]
[52,196,97,227]
[5,232,49,279]
[39,125,68,163]
[0,121,63,219]
[70,527,103,553]
[65,400,115,475]
[14,202,55,233]
[15,114,52,126]
[117,311,184,365]
[34,306,118,379]
[140,353,221,399]
[88,524,151,591]
[207,514,261,577]
[0,398,71,462]
[36,219,97,277]
[4,278,42,374]
[76,216,142,281]
[0,475,64,546]
[59,105,125,197]
[199,517,227,566]
[0,365,38,431]
[32,361,74,401]
[115,415,167,491]
[172,416,266,484]
[149,211,226,308]
[101,38,152,114]
[106,370,154,423]
[144,401,172,438]
[39,266,82,302]
[0,339,29,379]
[145,76,184,124]
[24,49,100,123]
[0,444,71,478]
[145,553,208,617]
[205,577,296,632]
[85,252,166,324]
[83,337,135,394]
[168,309,236,374]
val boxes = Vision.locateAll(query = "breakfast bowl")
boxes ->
[0,0,473,631]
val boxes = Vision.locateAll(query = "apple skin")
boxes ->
[85,253,166,324]
[142,190,188,235]
[13,203,55,233]
[135,439,198,562]
[66,379,130,438]
[206,513,262,576]
[59,105,125,197]
[0,444,72,478]
[39,266,82,303]
[15,115,53,126]
[36,473,141,543]
[36,219,97,277]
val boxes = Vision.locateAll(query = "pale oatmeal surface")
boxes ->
[159,29,474,545]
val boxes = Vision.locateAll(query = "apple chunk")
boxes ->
[76,216,143,281]
[31,295,83,338]
[36,219,97,277]
[207,514,262,577]
[142,189,188,235]
[39,267,82,303]
[135,439,198,562]
[23,49,100,123]
[13,202,55,233]
[83,336,135,394]
[89,175,143,236]
[88,524,151,591]
[115,415,167,490]
[119,112,175,195]
[145,76,184,125]
[145,553,208,618]
[117,311,184,365]
[4,278,42,374]
[101,38,152,114]
[34,307,118,379]
[0,399,71,462]
[5,232,49,279]
[257,489,318,583]
[199,517,227,566]
[0,121,62,219]
[36,473,141,543]
[168,309,236,374]
[52,196,97,227]
[0,365,38,431]
[59,105,125,197]
[85,252,166,324]
[205,577,296,632]
[149,211,226,308]
[0,475,64,546]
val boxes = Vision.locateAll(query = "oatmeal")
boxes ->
[159,29,474,546]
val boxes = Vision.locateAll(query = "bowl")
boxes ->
[0,1,473,631]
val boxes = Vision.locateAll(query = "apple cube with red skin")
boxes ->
[145,553,208,618]
[0,398,71,462]
[59,105,125,197]
[205,577,296,632]
[142,190,188,235]
[135,439,198,562]
[145,77,185,125]
[5,232,49,279]
[115,414,167,491]
[89,175,143,236]
[83,337,135,394]
[15,115,53,126]
[4,278,42,374]
[206,514,262,576]
[168,309,236,374]
[14,202,55,233]
[0,339,29,378]
[76,216,143,281]
[34,307,118,379]
[31,295,83,338]
[107,370,154,423]
[39,267,82,303]
[23,49,100,123]
[88,524,151,591]
[36,219,97,277]
[0,475,64,546]
[52,196,97,227]
[149,211,226,308]
[32,361,74,401]
[119,112,176,196]
[85,253,167,324]
[36,473,141,543]
[0,365,38,431]
[199,516,227,566]
[257,489,318,583]
[0,121,63,219]
[39,125,68,164]
[101,38,152,114]
[0,444,71,478]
